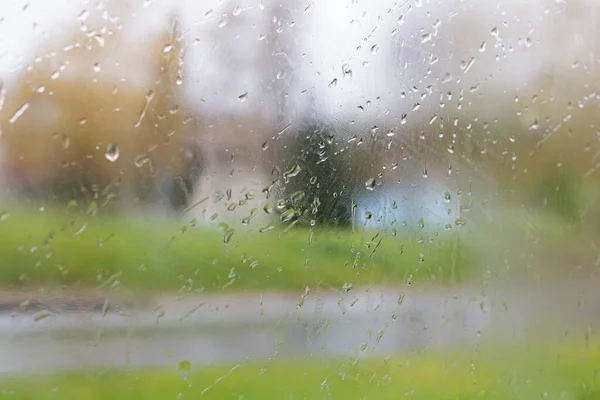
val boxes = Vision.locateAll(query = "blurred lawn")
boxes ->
[2,339,598,399]
[0,205,477,293]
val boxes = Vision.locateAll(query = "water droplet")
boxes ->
[61,134,70,149]
[238,92,248,102]
[176,75,183,86]
[365,178,376,191]
[529,120,539,130]
[134,154,151,168]
[290,190,305,202]
[405,274,413,286]
[163,44,173,53]
[78,9,89,21]
[261,141,269,150]
[276,71,287,80]
[218,15,228,28]
[19,300,30,312]
[280,208,299,222]
[9,103,29,124]
[421,33,431,43]
[342,63,352,77]
[342,282,354,292]
[283,164,302,183]
[105,143,119,162]
[223,230,234,244]
[444,192,451,202]
[178,360,191,380]
[259,224,274,233]
[479,41,486,52]
[370,45,379,54]
[33,310,50,322]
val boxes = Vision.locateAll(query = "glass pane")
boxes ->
[0,0,598,398]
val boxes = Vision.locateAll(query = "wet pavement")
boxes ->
[1,278,598,374]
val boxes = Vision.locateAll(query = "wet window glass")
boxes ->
[0,0,599,399]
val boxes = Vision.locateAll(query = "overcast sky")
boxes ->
[0,0,596,126]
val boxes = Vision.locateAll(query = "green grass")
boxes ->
[0,205,478,293]
[2,339,599,399]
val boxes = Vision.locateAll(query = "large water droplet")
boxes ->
[105,143,119,162]
[365,177,376,190]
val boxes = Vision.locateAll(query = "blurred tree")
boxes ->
[279,121,353,227]
[0,8,201,211]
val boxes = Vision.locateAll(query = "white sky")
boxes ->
[0,0,597,125]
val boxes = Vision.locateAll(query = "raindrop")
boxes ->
[342,63,352,77]
[370,45,379,54]
[134,154,151,168]
[238,92,248,102]
[280,208,299,222]
[259,224,274,233]
[479,41,486,52]
[529,120,539,130]
[176,75,183,86]
[78,10,89,21]
[444,192,451,202]
[92,62,101,72]
[105,143,119,162]
[218,15,228,28]
[283,164,302,183]
[276,71,287,80]
[9,103,29,124]
[178,360,191,380]
[33,310,50,322]
[163,44,173,53]
[61,134,70,149]
[223,230,234,244]
[365,177,376,190]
